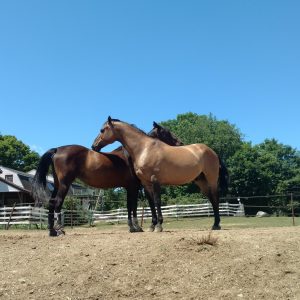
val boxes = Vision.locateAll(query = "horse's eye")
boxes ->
[100,129,104,133]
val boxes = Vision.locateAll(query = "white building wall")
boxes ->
[0,166,24,189]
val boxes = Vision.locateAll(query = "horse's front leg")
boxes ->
[127,187,143,232]
[153,181,163,232]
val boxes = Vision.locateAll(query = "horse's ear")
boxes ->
[107,116,114,128]
[153,121,160,129]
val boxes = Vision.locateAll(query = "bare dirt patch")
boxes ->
[0,226,299,299]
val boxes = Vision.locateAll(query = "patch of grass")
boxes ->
[163,216,298,230]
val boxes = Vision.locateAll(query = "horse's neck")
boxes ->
[115,124,149,159]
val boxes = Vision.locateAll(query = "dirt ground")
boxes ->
[0,225,299,300]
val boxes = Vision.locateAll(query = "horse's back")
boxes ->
[161,143,217,165]
[53,145,134,188]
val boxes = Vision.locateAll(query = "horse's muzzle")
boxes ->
[91,145,100,152]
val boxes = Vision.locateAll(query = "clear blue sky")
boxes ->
[1,1,299,154]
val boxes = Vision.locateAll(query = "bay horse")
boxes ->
[92,117,229,231]
[31,123,182,236]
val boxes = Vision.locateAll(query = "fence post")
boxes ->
[71,198,74,229]
[290,193,295,226]
[117,208,121,224]
[88,210,93,227]
[39,207,42,229]
[239,203,245,217]
[6,202,16,230]
[140,206,145,228]
[4,206,6,228]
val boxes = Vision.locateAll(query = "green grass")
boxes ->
[92,216,298,231]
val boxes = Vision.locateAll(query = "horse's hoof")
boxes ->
[129,225,143,233]
[57,228,66,235]
[129,226,136,232]
[129,226,138,233]
[49,229,58,237]
[148,225,155,232]
[49,229,65,237]
[212,225,221,230]
[134,226,144,232]
[154,225,163,232]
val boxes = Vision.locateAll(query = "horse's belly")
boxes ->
[159,173,198,185]
[79,170,132,189]
[138,165,200,185]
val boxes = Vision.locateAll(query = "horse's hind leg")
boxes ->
[48,198,57,236]
[48,182,58,236]
[210,189,221,230]
[144,188,158,232]
[126,187,134,232]
[48,180,70,236]
[195,177,221,230]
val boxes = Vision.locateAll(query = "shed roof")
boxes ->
[0,176,30,193]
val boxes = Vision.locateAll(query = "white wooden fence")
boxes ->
[0,203,244,228]
[0,206,48,229]
[93,203,245,223]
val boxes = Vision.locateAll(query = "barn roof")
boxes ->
[0,176,30,193]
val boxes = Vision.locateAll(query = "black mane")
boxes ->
[109,119,148,136]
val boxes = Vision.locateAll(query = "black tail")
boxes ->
[31,148,57,206]
[219,157,229,196]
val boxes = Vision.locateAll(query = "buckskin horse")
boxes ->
[31,123,182,236]
[92,117,229,232]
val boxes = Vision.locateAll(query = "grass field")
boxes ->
[92,216,298,231]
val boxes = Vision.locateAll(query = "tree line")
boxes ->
[1,113,300,211]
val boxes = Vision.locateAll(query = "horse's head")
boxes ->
[92,116,119,151]
[149,122,184,146]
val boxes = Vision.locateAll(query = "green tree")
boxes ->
[101,188,127,210]
[0,135,40,172]
[228,139,300,197]
[258,139,300,194]
[228,142,272,196]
